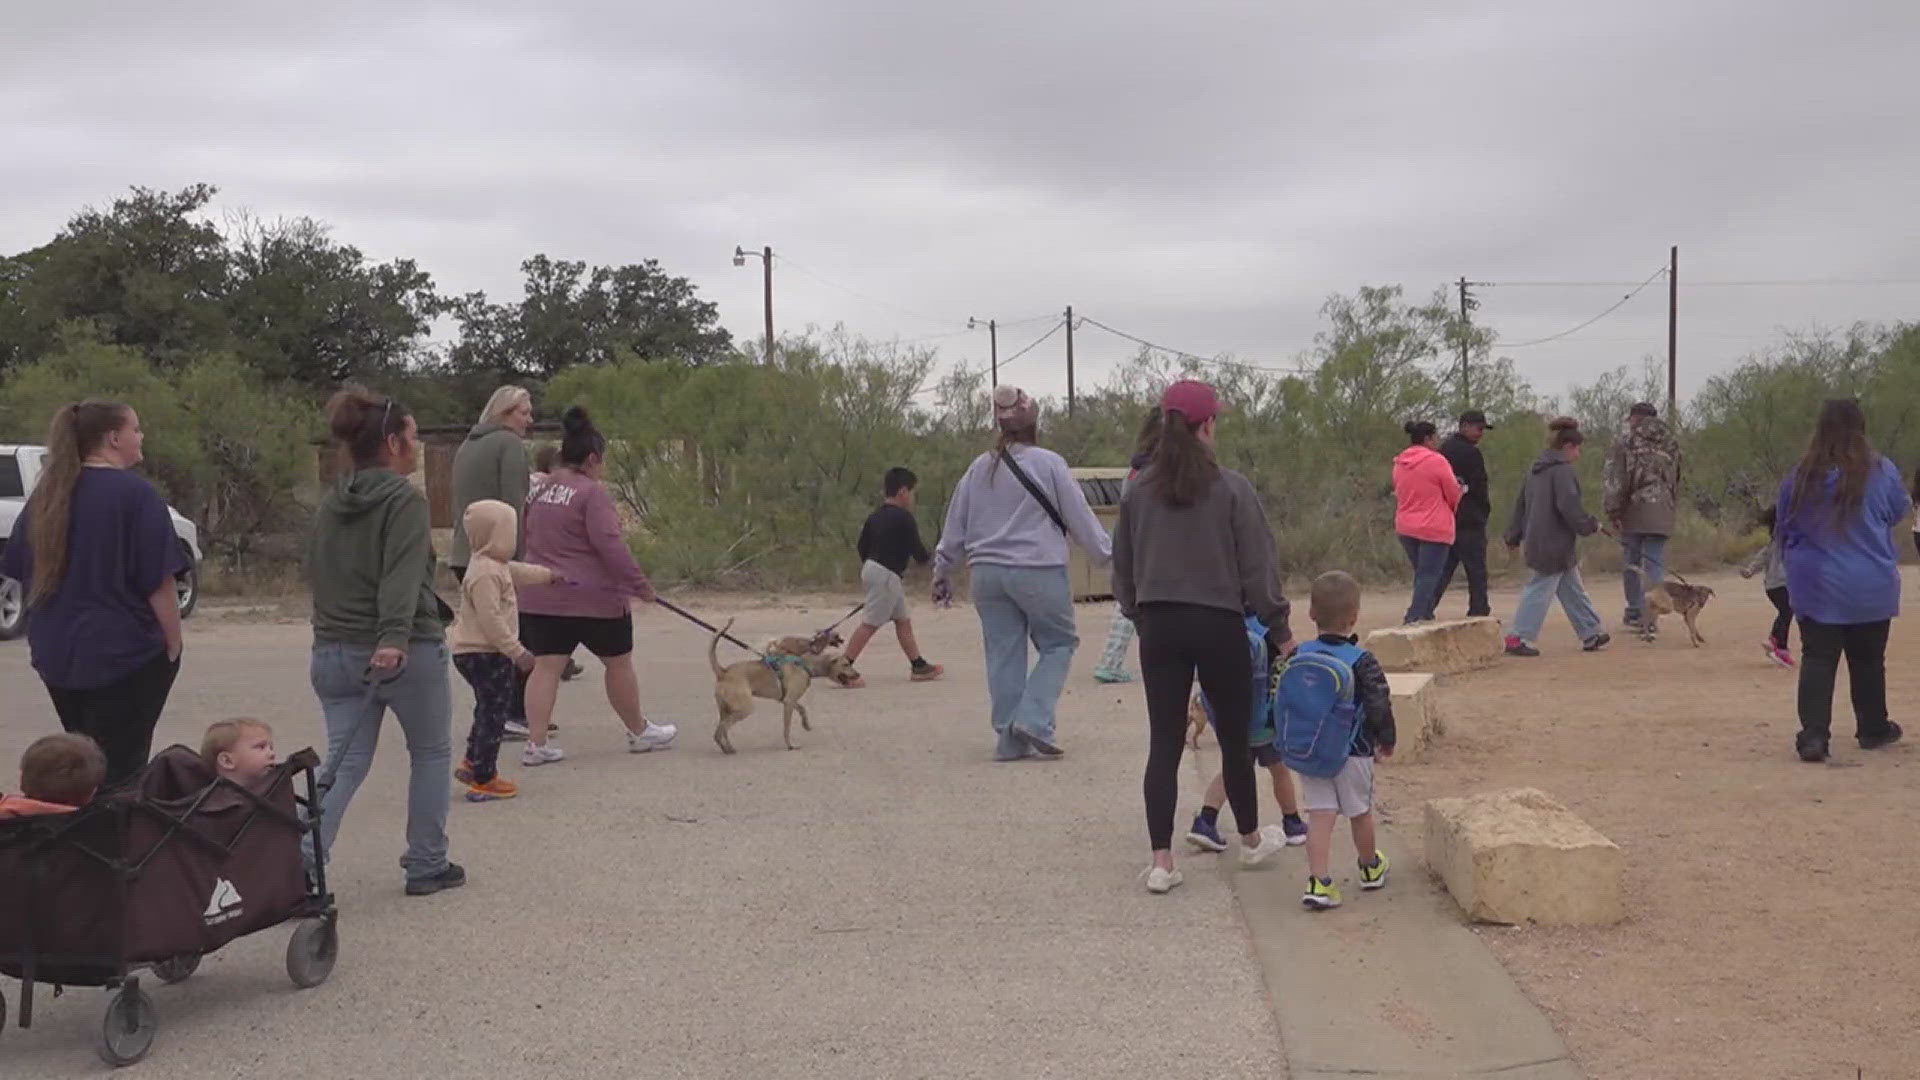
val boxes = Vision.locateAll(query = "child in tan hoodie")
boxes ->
[449,499,560,801]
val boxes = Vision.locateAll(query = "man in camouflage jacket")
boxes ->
[1603,402,1681,631]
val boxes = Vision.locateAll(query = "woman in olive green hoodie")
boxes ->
[448,386,533,574]
[308,389,463,898]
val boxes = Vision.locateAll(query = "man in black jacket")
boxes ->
[1433,410,1493,617]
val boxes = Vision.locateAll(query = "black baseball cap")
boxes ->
[1629,402,1658,418]
[1459,409,1495,429]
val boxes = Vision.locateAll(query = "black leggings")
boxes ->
[46,651,181,789]
[1766,587,1793,648]
[1137,603,1257,850]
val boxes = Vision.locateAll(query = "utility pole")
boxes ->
[969,317,998,387]
[1666,245,1678,416]
[760,245,774,365]
[1456,277,1477,410]
[732,245,775,364]
[1064,305,1076,417]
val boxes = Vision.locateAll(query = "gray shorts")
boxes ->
[1297,756,1376,818]
[860,560,909,626]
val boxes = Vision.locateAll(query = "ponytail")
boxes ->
[1144,408,1219,508]
[1547,417,1584,450]
[25,401,131,606]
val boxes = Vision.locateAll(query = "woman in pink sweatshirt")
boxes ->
[515,406,677,765]
[1392,420,1463,624]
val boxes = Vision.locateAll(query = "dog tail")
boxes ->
[709,618,735,678]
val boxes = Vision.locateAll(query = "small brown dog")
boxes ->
[1630,565,1715,646]
[1187,694,1210,748]
[763,628,844,658]
[711,620,859,754]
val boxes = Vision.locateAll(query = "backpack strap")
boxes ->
[998,449,1068,534]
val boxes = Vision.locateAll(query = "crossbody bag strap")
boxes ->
[998,449,1069,534]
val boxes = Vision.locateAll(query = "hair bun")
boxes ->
[1403,420,1422,436]
[1548,416,1579,432]
[561,405,592,433]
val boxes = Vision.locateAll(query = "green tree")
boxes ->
[450,254,733,382]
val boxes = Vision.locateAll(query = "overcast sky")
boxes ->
[6,1,1918,406]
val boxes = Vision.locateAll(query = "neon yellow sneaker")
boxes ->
[1360,852,1389,890]
[1302,876,1342,910]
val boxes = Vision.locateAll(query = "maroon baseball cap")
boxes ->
[1160,379,1222,424]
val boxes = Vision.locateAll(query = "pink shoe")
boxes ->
[1765,638,1795,669]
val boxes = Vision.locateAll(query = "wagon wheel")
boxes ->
[286,916,338,989]
[96,982,158,1067]
[151,954,200,984]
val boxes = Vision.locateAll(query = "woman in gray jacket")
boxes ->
[1501,418,1609,657]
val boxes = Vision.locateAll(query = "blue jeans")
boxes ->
[1621,533,1668,623]
[311,639,454,882]
[1399,535,1451,623]
[970,564,1078,760]
[1510,567,1604,646]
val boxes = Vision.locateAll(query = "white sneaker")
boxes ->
[1144,866,1184,894]
[521,742,566,767]
[627,723,678,753]
[1239,824,1288,868]
[502,720,530,741]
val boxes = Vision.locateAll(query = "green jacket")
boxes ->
[448,424,531,568]
[309,468,445,650]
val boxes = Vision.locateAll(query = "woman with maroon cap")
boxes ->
[1112,379,1294,895]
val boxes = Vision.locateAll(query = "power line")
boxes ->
[772,254,959,326]
[997,320,1065,370]
[1076,316,1313,375]
[1480,277,1920,288]
[1498,264,1668,349]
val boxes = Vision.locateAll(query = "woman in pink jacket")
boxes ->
[1392,420,1463,624]
[516,406,677,766]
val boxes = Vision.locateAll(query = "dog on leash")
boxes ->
[763,628,845,658]
[711,619,859,754]
[1627,564,1715,646]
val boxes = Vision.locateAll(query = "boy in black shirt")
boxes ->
[843,467,943,686]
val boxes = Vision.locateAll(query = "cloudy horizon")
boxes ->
[7,1,1919,407]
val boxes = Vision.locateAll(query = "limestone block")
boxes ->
[1424,788,1623,926]
[1364,616,1504,674]
[1382,672,1442,763]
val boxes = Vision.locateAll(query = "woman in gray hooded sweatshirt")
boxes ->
[1501,418,1609,657]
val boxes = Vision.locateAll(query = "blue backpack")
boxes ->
[1277,638,1365,778]
[1197,615,1276,749]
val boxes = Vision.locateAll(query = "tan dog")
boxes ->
[1629,565,1715,646]
[1187,694,1210,748]
[711,620,859,754]
[763,628,844,658]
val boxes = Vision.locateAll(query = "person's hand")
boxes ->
[370,646,406,672]
[1265,631,1296,660]
[166,639,183,664]
[1738,566,1756,579]
[513,651,536,673]
[1378,745,1395,761]
[931,577,954,609]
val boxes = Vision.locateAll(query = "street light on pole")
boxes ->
[733,245,773,364]
[968,316,999,388]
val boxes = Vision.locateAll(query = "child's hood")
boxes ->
[0,793,80,818]
[462,499,519,562]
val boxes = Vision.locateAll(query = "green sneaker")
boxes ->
[1302,875,1342,910]
[1359,852,1389,891]
[1093,668,1135,684]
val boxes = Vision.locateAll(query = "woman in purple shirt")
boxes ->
[516,406,677,765]
[1,400,184,786]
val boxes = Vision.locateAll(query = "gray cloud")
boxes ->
[5,0,1918,405]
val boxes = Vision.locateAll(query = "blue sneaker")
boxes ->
[1281,814,1308,846]
[1185,813,1227,853]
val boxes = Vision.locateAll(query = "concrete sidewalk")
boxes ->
[1205,778,1580,1079]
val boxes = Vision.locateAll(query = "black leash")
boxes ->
[818,602,865,637]
[654,598,762,654]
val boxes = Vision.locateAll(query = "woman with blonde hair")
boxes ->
[0,400,186,786]
[450,386,534,577]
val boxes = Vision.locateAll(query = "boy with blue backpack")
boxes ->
[1279,570,1396,910]
[1185,613,1308,851]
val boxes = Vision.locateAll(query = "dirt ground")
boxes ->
[1389,566,1920,1080]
